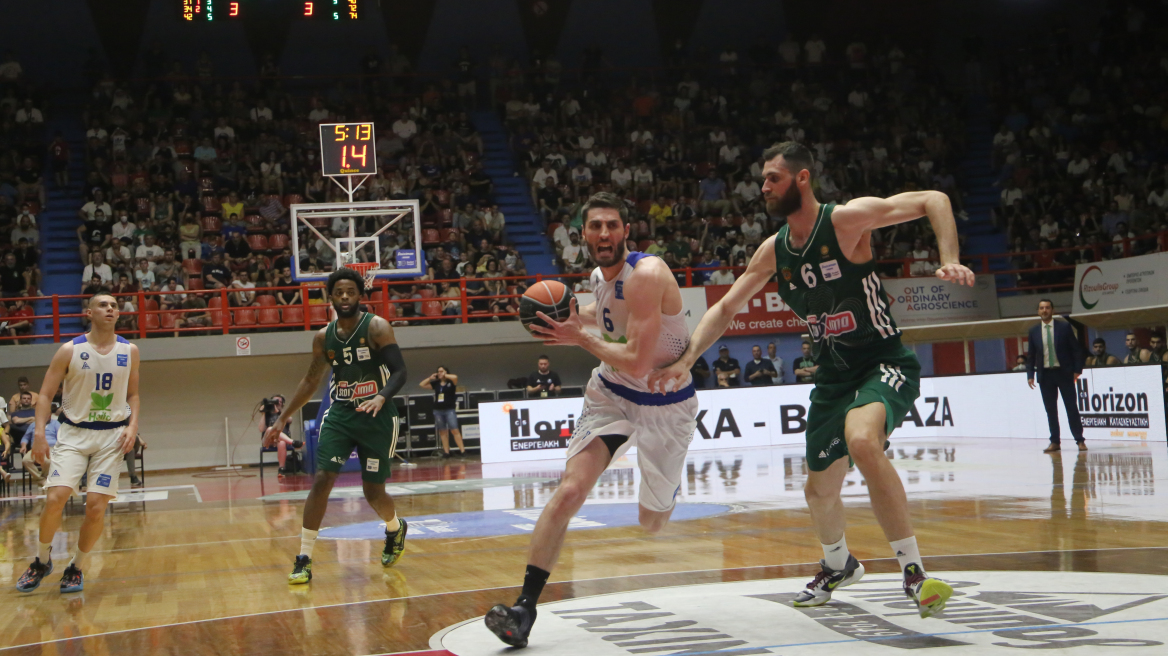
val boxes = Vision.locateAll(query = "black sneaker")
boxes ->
[60,564,84,593]
[381,519,408,567]
[792,554,865,607]
[16,558,53,592]
[485,603,536,648]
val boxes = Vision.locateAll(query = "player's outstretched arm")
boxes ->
[358,316,408,417]
[265,330,330,446]
[531,261,667,379]
[648,236,778,393]
[120,344,141,454]
[32,342,73,463]
[832,191,974,287]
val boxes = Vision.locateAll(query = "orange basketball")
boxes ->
[520,280,575,333]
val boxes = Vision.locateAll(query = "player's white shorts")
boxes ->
[43,423,127,497]
[566,370,697,512]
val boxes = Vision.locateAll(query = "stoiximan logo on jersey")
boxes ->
[334,380,377,401]
[437,571,1168,654]
[504,404,575,451]
[1077,265,1118,310]
[805,310,856,340]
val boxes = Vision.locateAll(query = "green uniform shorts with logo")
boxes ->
[315,402,400,483]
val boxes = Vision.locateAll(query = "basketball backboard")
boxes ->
[289,199,425,281]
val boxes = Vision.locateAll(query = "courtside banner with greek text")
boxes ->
[1073,252,1168,313]
[477,366,1165,463]
[883,275,1000,326]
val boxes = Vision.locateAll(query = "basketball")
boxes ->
[519,280,574,333]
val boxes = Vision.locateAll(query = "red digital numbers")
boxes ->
[304,1,314,16]
[229,2,239,16]
[341,145,367,169]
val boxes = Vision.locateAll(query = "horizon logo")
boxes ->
[510,407,576,440]
[1076,378,1151,428]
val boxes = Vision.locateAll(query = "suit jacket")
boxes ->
[1026,318,1084,383]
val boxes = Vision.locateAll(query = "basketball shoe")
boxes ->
[60,564,84,593]
[381,519,408,566]
[903,563,952,618]
[16,558,53,592]
[288,555,312,584]
[792,554,865,607]
[485,603,536,648]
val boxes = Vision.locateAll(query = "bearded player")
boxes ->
[652,142,975,618]
[485,192,699,647]
[264,268,409,583]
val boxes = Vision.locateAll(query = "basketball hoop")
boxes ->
[344,261,379,290]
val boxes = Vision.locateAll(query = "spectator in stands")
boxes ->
[712,345,740,387]
[794,341,817,383]
[159,277,186,311]
[1086,338,1120,367]
[202,253,231,290]
[706,265,735,286]
[174,294,210,335]
[4,298,35,343]
[699,171,729,217]
[743,345,778,387]
[81,252,113,289]
[561,231,587,274]
[766,342,785,384]
[1150,333,1166,363]
[15,157,44,207]
[7,392,34,447]
[1,253,26,298]
[178,214,202,259]
[1012,355,1028,372]
[526,355,561,398]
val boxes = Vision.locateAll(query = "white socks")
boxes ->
[70,551,90,570]
[890,536,923,573]
[386,515,400,533]
[822,535,849,571]
[300,528,318,558]
[37,542,52,563]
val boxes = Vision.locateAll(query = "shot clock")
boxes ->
[319,123,377,176]
[182,1,361,21]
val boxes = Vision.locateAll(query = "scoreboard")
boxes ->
[181,1,362,21]
[319,123,377,176]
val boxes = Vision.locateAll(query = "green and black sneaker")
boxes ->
[288,555,312,584]
[381,519,408,567]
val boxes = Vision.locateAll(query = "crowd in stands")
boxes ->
[991,6,1168,291]
[501,37,967,286]
[63,44,526,336]
[0,50,43,342]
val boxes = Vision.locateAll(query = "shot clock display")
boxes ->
[182,1,361,21]
[319,123,377,176]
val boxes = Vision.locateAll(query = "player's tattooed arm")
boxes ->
[265,330,329,446]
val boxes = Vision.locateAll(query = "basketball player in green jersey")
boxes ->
[263,268,409,584]
[651,142,975,619]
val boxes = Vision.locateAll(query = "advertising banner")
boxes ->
[1073,252,1168,313]
[704,282,806,336]
[478,366,1166,463]
[883,275,1000,326]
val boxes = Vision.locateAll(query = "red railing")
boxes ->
[3,230,1165,344]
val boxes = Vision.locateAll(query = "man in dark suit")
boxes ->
[1026,299,1086,453]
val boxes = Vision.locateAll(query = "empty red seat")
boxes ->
[440,208,454,226]
[234,308,257,326]
[258,307,281,324]
[245,215,265,233]
[160,312,177,329]
[143,314,160,331]
[187,278,204,291]
[207,297,226,327]
[282,306,304,324]
[421,300,443,317]
[269,234,290,250]
[201,195,221,214]
[308,304,329,324]
[418,288,436,299]
[201,216,221,233]
[256,295,276,307]
[247,234,269,251]
[182,258,203,275]
[283,194,303,206]
[422,228,440,245]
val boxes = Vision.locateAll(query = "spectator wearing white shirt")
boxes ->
[847,86,869,108]
[134,258,156,290]
[718,141,741,165]
[213,117,235,142]
[229,271,257,307]
[633,163,655,197]
[739,213,764,244]
[1039,215,1060,241]
[307,98,330,123]
[706,267,736,286]
[585,147,608,172]
[249,99,273,122]
[733,178,762,215]
[392,112,417,141]
[561,232,588,274]
[82,252,114,287]
[569,162,593,194]
[610,162,633,191]
[1066,153,1091,177]
[1148,184,1168,210]
[135,235,164,264]
[1001,183,1024,208]
[804,35,827,66]
[14,99,43,125]
[111,213,137,241]
[552,223,575,255]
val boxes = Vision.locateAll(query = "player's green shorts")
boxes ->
[316,402,401,483]
[805,345,920,472]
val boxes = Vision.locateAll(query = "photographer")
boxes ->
[260,395,303,474]
[420,367,465,458]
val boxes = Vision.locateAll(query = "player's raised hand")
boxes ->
[262,420,285,448]
[356,394,387,417]
[935,263,976,287]
[531,298,585,346]
[648,359,690,394]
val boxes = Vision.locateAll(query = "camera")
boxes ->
[260,395,285,413]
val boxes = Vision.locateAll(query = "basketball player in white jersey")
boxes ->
[486,192,698,647]
[17,294,140,593]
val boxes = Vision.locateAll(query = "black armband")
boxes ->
[377,343,408,400]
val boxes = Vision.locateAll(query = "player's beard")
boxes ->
[766,180,803,217]
[588,235,627,268]
[332,300,360,318]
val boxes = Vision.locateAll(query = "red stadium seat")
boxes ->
[160,312,177,330]
[268,233,290,250]
[247,234,269,251]
[435,190,450,207]
[421,301,444,317]
[256,295,277,307]
[308,304,329,324]
[370,291,398,320]
[208,297,226,327]
[258,307,281,324]
[418,288,436,299]
[309,216,329,228]
[201,195,221,214]
[282,306,304,324]
[245,215,265,233]
[439,208,454,226]
[284,194,303,207]
[182,259,203,275]
[187,278,204,291]
[201,216,221,233]
[135,196,151,216]
[422,228,440,245]
[143,313,160,331]
[234,308,257,326]
[142,299,160,312]
[199,178,215,194]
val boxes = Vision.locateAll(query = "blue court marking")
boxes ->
[672,615,1168,654]
[319,503,731,540]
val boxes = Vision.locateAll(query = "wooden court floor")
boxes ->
[0,438,1165,654]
